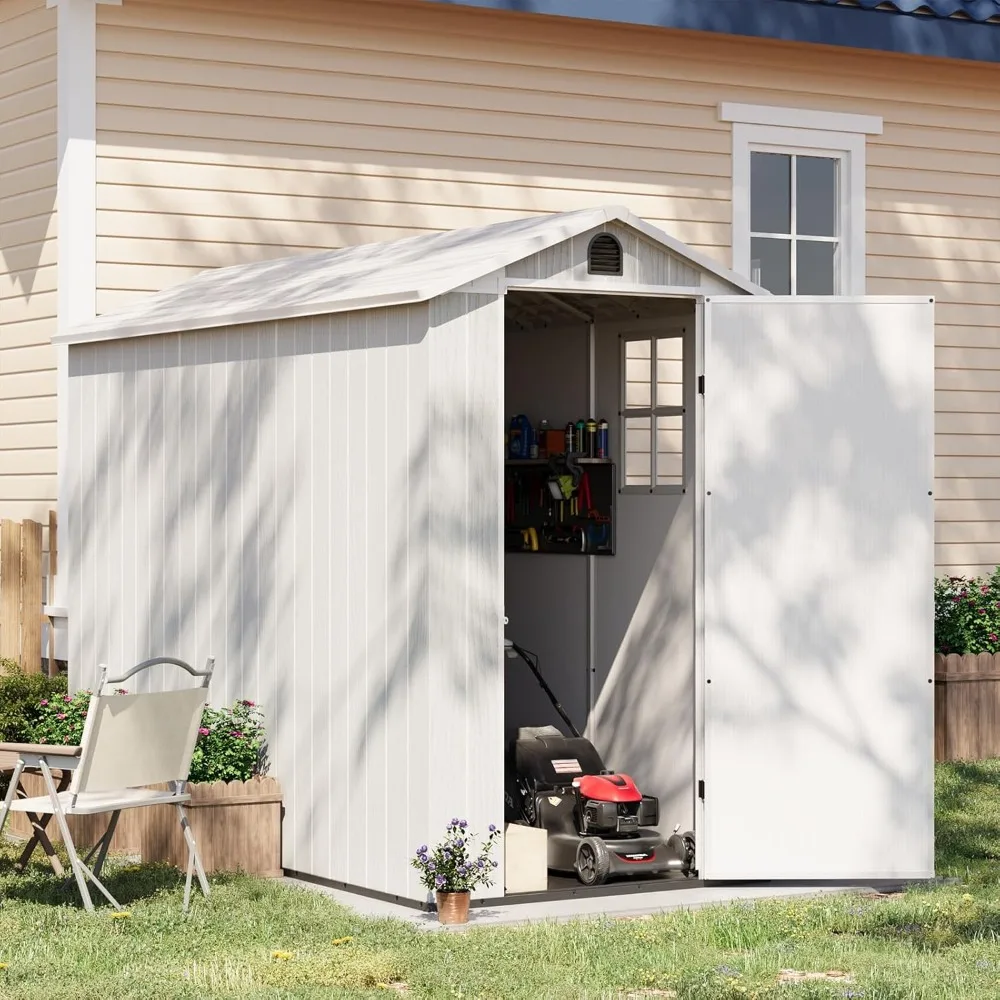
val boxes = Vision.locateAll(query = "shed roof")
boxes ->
[796,0,1000,21]
[59,206,759,346]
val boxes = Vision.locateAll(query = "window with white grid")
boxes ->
[622,334,684,493]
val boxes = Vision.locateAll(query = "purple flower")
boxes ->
[198,727,210,736]
[417,845,427,855]
[454,838,465,848]
[427,861,436,871]
[450,817,459,827]
[477,860,485,869]
[442,850,452,861]
[435,875,446,887]
[458,865,467,875]
[39,699,48,707]
[492,861,499,868]
[488,824,497,833]
[459,820,468,829]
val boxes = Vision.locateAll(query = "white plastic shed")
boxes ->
[58,207,935,904]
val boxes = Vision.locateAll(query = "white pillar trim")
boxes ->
[48,0,119,602]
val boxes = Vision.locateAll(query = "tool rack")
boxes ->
[504,457,616,555]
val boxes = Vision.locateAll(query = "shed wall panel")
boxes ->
[66,293,503,899]
[93,0,1000,571]
[0,0,57,520]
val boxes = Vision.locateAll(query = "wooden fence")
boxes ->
[0,513,56,675]
[8,774,283,878]
[935,652,1000,761]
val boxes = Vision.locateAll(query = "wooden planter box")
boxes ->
[8,775,282,878]
[935,652,1000,762]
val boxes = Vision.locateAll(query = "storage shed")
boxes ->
[58,206,936,904]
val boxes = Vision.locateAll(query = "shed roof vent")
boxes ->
[588,233,623,276]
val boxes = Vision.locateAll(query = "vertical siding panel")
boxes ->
[192,329,213,687]
[326,313,350,882]
[291,318,313,871]
[241,323,260,706]
[209,327,228,706]
[365,308,388,887]
[404,303,431,899]
[106,341,125,672]
[255,322,278,799]
[161,334,181,680]
[272,332,296,870]
[308,314,332,878]
[383,305,412,893]
[347,310,368,887]
[464,294,504,872]
[224,325,243,705]
[119,341,138,686]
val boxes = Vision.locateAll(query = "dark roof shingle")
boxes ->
[793,0,1000,23]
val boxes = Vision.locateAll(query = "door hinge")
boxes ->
[697,375,705,395]
[698,779,705,801]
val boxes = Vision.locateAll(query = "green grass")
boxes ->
[2,761,1000,999]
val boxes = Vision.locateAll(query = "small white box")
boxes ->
[503,822,548,894]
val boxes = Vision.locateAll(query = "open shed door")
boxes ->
[701,297,935,881]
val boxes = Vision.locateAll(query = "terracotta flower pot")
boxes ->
[436,890,471,925]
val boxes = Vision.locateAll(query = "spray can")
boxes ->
[537,419,550,459]
[597,418,609,459]
[574,419,586,455]
[565,422,575,454]
[585,418,597,458]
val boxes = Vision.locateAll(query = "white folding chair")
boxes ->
[0,656,214,912]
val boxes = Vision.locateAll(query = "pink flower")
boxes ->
[979,609,987,615]
[39,699,49,707]
[989,634,998,643]
[63,695,72,703]
[982,586,991,595]
[952,596,962,603]
[198,727,210,736]
[57,713,67,720]
[230,731,244,739]
[240,700,255,708]
[116,688,128,695]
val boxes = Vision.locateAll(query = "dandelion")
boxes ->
[0,963,8,971]
[110,911,131,921]
[331,936,353,946]
[271,951,293,961]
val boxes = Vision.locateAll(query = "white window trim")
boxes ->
[721,104,881,298]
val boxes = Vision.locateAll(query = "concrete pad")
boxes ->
[282,877,879,931]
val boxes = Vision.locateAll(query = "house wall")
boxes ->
[0,0,57,522]
[92,0,1000,574]
[65,294,505,901]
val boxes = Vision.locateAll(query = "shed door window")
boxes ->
[622,335,684,493]
[750,152,839,295]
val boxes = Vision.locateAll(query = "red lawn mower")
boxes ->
[504,635,696,886]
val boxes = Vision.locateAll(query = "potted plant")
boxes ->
[411,819,502,925]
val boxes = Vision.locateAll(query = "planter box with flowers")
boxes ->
[412,819,501,924]
[10,692,282,877]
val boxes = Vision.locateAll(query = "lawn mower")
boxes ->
[504,633,696,886]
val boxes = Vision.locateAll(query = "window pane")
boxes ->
[750,152,791,234]
[796,240,837,295]
[656,415,683,487]
[625,340,651,407]
[656,337,683,407]
[796,156,838,238]
[750,236,791,295]
[625,416,651,487]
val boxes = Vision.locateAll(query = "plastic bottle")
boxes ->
[597,418,609,459]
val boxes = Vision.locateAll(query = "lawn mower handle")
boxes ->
[505,638,583,739]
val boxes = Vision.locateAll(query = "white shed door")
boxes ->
[702,297,935,881]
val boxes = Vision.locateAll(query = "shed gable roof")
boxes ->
[796,0,1000,21]
[60,207,759,346]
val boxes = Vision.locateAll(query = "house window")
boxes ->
[622,334,684,493]
[720,103,883,296]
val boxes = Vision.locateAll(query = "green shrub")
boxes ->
[0,665,68,743]
[935,568,1000,655]
[31,688,96,746]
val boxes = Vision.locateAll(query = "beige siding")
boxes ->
[0,0,57,521]
[95,0,1000,573]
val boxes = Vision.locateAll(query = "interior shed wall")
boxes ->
[65,292,504,902]
[590,314,697,836]
[503,322,590,739]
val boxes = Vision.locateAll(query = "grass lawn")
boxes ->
[1,762,1000,1000]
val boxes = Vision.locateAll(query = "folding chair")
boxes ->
[0,656,214,913]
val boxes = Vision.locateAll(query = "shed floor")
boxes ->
[282,876,897,931]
